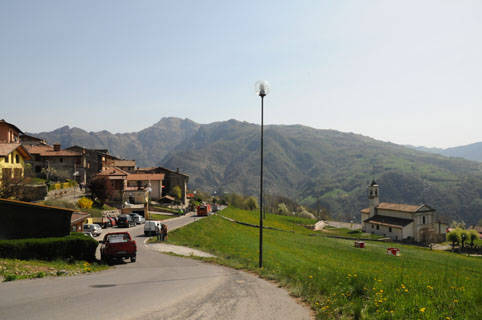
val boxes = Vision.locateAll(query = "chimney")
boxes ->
[53,143,61,151]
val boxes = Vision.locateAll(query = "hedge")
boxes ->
[0,233,98,262]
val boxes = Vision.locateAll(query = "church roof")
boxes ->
[364,215,413,228]
[360,202,435,214]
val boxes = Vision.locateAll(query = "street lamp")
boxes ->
[255,80,270,268]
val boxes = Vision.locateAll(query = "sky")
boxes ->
[1,0,481,148]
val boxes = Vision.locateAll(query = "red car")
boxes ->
[100,232,137,264]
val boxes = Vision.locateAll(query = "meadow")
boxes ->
[167,207,482,319]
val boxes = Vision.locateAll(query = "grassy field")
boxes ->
[0,258,107,282]
[148,213,176,221]
[167,207,482,319]
[321,226,383,240]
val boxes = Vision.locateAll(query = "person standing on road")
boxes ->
[155,224,161,241]
[161,224,168,241]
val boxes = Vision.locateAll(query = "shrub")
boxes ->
[0,233,98,262]
[77,197,93,209]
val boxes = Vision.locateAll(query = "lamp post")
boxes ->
[255,80,270,268]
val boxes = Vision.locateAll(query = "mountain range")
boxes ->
[30,117,482,225]
[408,143,482,163]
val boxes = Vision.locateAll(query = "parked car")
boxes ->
[129,213,145,225]
[117,214,136,228]
[107,216,117,227]
[144,221,162,236]
[100,232,137,264]
[83,224,102,237]
[92,217,111,228]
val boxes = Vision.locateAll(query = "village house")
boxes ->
[136,166,189,205]
[21,141,86,184]
[0,120,32,184]
[360,181,447,243]
[96,166,165,203]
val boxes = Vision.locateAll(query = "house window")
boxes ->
[59,158,63,163]
[15,155,19,163]
[5,154,9,163]
[422,216,426,224]
[371,224,374,229]
[389,227,392,232]
[376,225,379,230]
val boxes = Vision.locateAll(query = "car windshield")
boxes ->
[106,234,129,243]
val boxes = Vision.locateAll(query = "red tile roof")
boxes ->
[23,144,81,157]
[126,173,164,181]
[0,143,32,160]
[98,167,129,176]
[360,202,434,214]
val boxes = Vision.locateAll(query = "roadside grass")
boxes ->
[148,213,176,221]
[150,205,179,214]
[219,207,316,234]
[0,258,107,282]
[167,207,482,319]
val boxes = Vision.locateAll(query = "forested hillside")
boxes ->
[31,118,482,225]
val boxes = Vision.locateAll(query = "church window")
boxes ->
[422,216,426,224]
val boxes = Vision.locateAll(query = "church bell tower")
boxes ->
[368,180,379,217]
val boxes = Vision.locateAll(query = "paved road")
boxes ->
[0,213,311,320]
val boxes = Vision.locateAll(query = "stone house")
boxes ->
[136,166,189,205]
[360,181,446,242]
[22,142,86,184]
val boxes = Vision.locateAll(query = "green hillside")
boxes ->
[162,120,482,225]
[166,207,482,319]
[31,117,482,225]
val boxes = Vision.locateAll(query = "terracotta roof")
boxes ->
[98,167,129,176]
[126,173,164,181]
[0,143,32,160]
[20,134,45,143]
[0,143,20,156]
[112,160,136,167]
[0,119,23,134]
[71,212,90,224]
[23,144,81,157]
[361,202,434,214]
[364,215,413,228]
[136,166,189,177]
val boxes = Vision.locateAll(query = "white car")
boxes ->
[83,224,102,237]
[144,221,162,236]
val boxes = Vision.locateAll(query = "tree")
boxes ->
[88,176,113,206]
[0,174,25,199]
[171,185,182,201]
[244,196,259,210]
[468,229,480,248]
[446,229,461,251]
[277,203,289,215]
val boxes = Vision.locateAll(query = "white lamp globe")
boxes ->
[255,80,270,97]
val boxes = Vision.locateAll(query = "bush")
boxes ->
[0,233,98,262]
[77,197,93,209]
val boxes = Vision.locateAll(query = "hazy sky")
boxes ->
[1,0,481,148]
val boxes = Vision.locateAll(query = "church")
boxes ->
[360,181,447,242]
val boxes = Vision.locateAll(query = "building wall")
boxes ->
[366,223,403,240]
[0,125,20,143]
[0,149,26,181]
